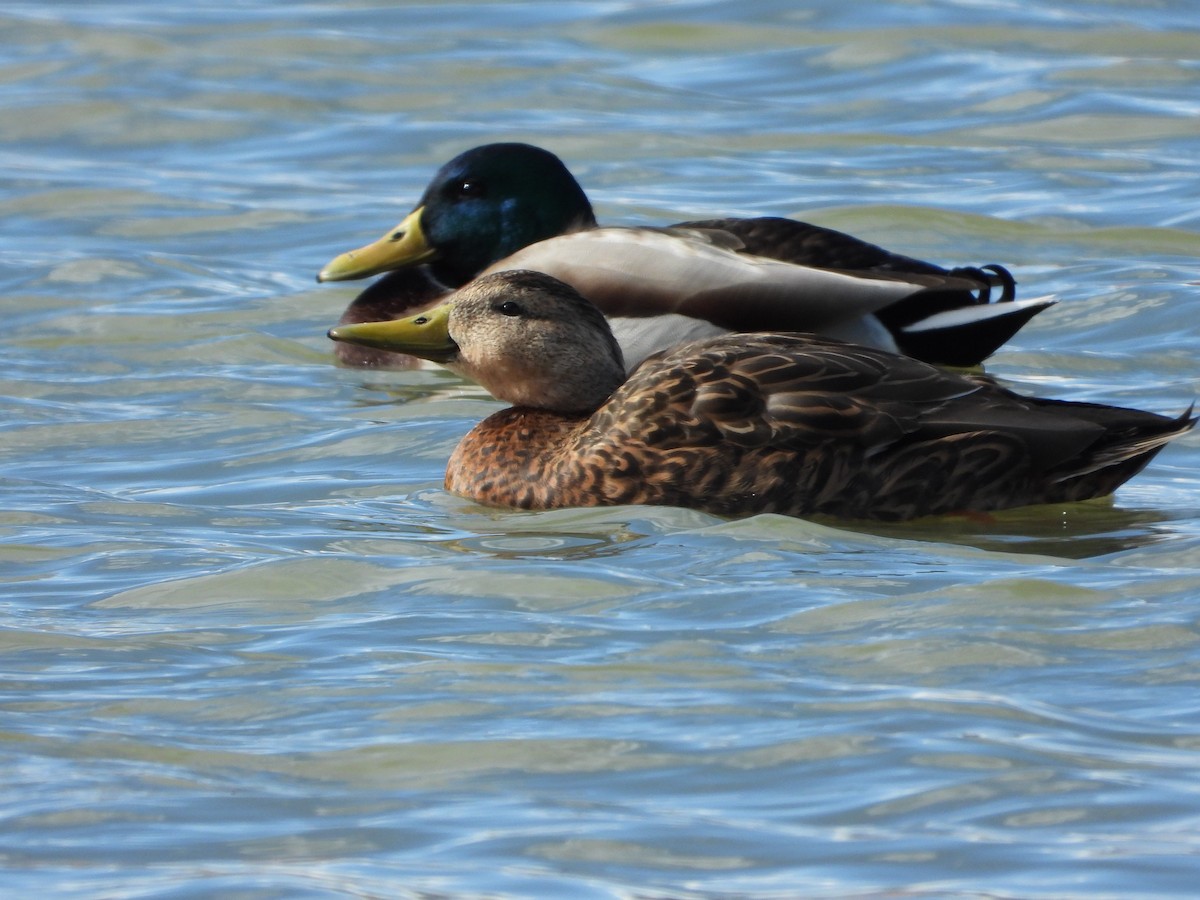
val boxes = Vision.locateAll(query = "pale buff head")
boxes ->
[442,271,626,413]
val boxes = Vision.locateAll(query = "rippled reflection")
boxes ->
[3,1,1200,897]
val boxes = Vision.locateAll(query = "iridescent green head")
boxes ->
[318,143,597,287]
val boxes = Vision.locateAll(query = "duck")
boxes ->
[327,270,1192,522]
[317,142,1054,370]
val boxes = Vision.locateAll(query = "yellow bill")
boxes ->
[317,207,436,282]
[327,299,458,363]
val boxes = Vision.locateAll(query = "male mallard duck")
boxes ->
[318,142,1054,370]
[328,271,1191,522]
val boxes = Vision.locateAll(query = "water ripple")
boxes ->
[3,1,1200,896]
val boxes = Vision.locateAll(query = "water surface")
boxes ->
[3,2,1200,897]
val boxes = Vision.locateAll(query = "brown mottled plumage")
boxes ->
[328,271,1193,522]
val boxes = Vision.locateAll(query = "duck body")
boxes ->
[446,334,1191,521]
[328,272,1192,522]
[480,226,1005,370]
[319,143,1052,369]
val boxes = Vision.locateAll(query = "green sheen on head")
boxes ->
[317,143,597,286]
[414,143,597,285]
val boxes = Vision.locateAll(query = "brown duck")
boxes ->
[328,271,1192,522]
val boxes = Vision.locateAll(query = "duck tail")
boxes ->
[1060,403,1195,478]
[892,294,1057,368]
[1050,403,1196,499]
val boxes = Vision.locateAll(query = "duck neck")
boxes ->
[445,407,588,509]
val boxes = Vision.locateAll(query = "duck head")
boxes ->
[318,143,597,287]
[329,270,625,413]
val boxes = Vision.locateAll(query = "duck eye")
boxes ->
[454,180,486,198]
[496,301,523,317]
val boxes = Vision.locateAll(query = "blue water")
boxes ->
[3,2,1200,896]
